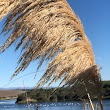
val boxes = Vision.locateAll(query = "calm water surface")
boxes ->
[0,100,109,110]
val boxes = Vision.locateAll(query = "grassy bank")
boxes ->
[0,90,25,100]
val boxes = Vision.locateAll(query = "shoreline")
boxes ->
[0,96,17,100]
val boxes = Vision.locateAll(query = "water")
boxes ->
[0,100,109,110]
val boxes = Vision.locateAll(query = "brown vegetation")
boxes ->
[0,1,103,109]
[0,90,25,100]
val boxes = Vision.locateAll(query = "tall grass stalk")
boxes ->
[23,81,31,110]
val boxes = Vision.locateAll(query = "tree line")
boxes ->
[16,80,110,103]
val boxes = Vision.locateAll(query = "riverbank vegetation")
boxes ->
[16,80,110,103]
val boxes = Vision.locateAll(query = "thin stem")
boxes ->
[23,81,30,110]
[84,84,94,110]
[98,96,104,110]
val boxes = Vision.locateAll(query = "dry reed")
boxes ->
[0,0,102,101]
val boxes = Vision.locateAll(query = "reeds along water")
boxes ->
[0,0,103,109]
[83,100,100,110]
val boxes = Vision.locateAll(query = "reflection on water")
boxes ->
[0,100,110,110]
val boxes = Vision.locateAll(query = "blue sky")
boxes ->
[0,0,110,88]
